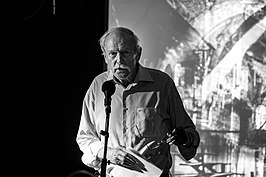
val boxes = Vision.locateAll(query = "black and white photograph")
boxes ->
[2,0,265,177]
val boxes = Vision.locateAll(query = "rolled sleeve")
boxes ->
[185,128,200,148]
[178,128,200,161]
[80,141,104,169]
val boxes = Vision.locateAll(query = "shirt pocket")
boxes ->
[134,107,168,138]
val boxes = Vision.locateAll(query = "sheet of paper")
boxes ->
[107,149,162,177]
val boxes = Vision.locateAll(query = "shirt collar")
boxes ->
[133,63,154,83]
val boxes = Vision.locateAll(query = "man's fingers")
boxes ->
[114,150,136,166]
[165,135,175,144]
[122,158,134,167]
[126,154,137,163]
[121,154,136,166]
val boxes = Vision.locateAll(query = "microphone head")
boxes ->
[102,80,116,96]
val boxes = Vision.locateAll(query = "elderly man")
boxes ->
[76,27,200,177]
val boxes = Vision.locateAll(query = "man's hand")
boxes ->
[165,126,189,146]
[98,147,137,167]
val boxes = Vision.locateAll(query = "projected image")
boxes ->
[109,0,266,176]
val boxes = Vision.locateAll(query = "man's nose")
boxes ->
[115,53,125,63]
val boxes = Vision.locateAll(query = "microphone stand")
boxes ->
[100,94,112,177]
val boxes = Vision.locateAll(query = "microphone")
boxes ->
[101,80,116,177]
[102,80,116,107]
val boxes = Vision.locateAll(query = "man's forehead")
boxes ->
[105,31,135,48]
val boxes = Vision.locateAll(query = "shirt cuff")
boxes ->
[90,141,104,158]
[81,141,104,169]
[184,129,200,148]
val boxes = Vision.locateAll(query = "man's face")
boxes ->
[104,32,140,82]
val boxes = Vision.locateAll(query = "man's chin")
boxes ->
[115,73,130,81]
[117,75,129,81]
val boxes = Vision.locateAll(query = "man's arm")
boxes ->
[167,78,200,160]
[76,88,104,169]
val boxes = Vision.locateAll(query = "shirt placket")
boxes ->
[119,83,137,147]
[122,90,128,147]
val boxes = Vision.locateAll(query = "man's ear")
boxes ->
[103,54,108,64]
[104,57,108,64]
[136,47,142,62]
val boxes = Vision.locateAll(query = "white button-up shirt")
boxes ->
[76,64,199,172]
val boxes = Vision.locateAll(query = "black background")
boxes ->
[1,0,107,176]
